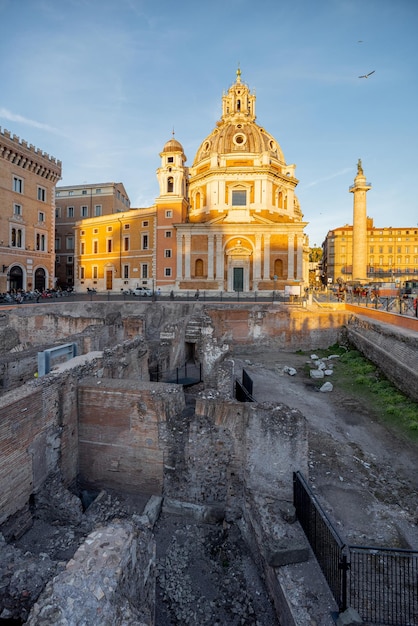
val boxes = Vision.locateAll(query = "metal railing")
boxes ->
[293,471,418,625]
[149,361,202,386]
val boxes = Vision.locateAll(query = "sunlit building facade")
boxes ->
[0,127,62,293]
[72,70,310,293]
[73,207,156,292]
[55,182,130,288]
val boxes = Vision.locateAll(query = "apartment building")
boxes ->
[0,127,62,293]
[73,207,156,293]
[55,182,130,288]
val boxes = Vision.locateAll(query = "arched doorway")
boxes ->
[9,266,23,291]
[34,268,46,292]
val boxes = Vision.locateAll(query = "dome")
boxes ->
[193,120,285,166]
[163,138,184,153]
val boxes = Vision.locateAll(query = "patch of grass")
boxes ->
[299,344,418,440]
[335,348,418,440]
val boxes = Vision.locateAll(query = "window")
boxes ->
[67,206,74,218]
[36,233,46,251]
[232,190,246,206]
[94,205,102,217]
[93,266,98,279]
[95,188,102,194]
[123,265,129,279]
[167,177,174,193]
[80,242,85,255]
[67,256,73,263]
[124,237,129,251]
[13,204,22,216]
[55,207,61,218]
[107,239,113,253]
[81,206,88,217]
[68,190,73,196]
[11,227,23,247]
[369,246,374,253]
[13,176,23,193]
[66,236,74,250]
[37,187,46,202]
[165,249,172,258]
[378,246,383,254]
[80,267,85,279]
[82,190,87,195]
[164,267,172,277]
[55,237,61,250]
[107,226,113,232]
[167,156,174,163]
[165,230,172,238]
[165,210,172,218]
[93,240,98,254]
[141,264,148,279]
[93,228,98,234]
[124,223,130,229]
[142,220,149,227]
[38,211,45,222]
[142,234,149,250]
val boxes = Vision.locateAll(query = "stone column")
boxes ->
[215,233,224,287]
[208,234,214,279]
[176,232,183,280]
[263,234,270,279]
[287,233,294,280]
[350,161,371,282]
[254,234,262,282]
[296,234,304,280]
[184,233,191,279]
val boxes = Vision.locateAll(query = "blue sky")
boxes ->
[1,0,417,246]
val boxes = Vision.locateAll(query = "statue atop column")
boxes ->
[357,158,363,175]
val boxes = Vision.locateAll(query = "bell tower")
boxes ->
[221,67,256,122]
[350,159,371,283]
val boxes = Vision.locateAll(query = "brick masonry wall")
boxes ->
[0,340,150,537]
[77,379,185,495]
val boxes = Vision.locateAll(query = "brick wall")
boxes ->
[78,379,185,495]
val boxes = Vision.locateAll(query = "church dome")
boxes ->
[163,138,184,153]
[193,120,285,165]
[192,68,285,167]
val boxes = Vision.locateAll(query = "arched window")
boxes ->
[237,99,241,111]
[195,259,204,277]
[274,259,283,278]
[278,191,283,208]
[167,177,174,193]
[196,192,201,209]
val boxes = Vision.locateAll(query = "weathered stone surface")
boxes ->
[26,520,155,626]
[310,369,324,379]
[320,381,334,392]
[336,606,363,625]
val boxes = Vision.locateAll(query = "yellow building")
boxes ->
[322,163,418,285]
[0,127,62,293]
[74,207,156,292]
[55,182,130,288]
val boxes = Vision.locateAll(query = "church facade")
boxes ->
[73,70,309,294]
[154,69,309,294]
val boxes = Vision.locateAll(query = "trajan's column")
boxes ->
[350,159,371,282]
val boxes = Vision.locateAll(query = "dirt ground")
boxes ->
[232,346,418,549]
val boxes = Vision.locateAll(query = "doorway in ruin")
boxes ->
[185,341,196,363]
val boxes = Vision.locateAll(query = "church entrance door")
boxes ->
[233,267,244,292]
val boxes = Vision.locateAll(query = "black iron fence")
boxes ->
[293,471,418,625]
[149,361,202,386]
[235,368,255,402]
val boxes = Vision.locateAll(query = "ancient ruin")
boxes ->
[0,300,417,625]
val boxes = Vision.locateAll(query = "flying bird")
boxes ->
[359,70,375,79]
